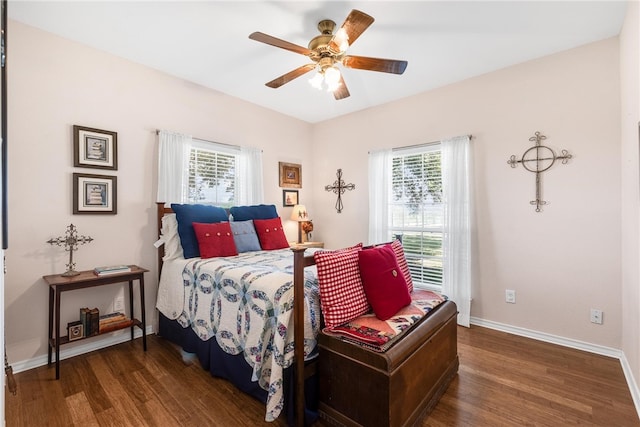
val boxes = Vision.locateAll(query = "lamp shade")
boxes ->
[290,204,308,222]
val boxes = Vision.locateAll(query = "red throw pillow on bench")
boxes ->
[358,244,411,320]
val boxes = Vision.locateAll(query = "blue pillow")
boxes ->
[230,204,278,221]
[171,204,229,258]
[230,220,261,253]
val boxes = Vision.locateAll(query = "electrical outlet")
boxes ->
[113,296,125,312]
[590,308,603,325]
[505,289,516,304]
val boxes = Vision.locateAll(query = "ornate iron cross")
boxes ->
[324,169,355,213]
[46,224,94,276]
[508,131,572,212]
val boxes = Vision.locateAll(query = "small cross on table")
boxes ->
[324,169,355,213]
[507,131,572,212]
[46,224,94,276]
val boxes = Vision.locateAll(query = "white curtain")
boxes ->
[237,146,264,205]
[441,135,472,327]
[157,130,192,204]
[368,149,392,244]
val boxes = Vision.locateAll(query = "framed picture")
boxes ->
[73,125,118,170]
[282,190,299,207]
[73,173,117,214]
[279,162,302,188]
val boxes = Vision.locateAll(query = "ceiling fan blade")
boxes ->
[265,64,316,88]
[333,75,350,100]
[249,32,313,56]
[342,55,408,75]
[328,9,374,52]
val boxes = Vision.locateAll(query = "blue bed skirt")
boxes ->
[157,312,318,425]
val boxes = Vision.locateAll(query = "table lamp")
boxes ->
[290,204,308,244]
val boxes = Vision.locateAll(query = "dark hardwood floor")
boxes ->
[6,326,639,426]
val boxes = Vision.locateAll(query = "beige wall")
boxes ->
[620,0,640,404]
[312,37,622,348]
[6,21,313,364]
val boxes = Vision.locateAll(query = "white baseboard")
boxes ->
[620,351,640,420]
[11,325,154,374]
[470,317,640,419]
[469,317,622,357]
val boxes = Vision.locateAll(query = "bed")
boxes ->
[155,202,319,426]
[154,202,458,426]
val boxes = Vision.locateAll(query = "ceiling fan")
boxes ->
[249,9,408,100]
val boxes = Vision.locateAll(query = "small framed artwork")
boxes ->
[73,173,117,214]
[283,189,299,207]
[73,125,118,170]
[279,162,302,188]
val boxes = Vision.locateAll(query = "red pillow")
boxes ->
[314,244,369,329]
[192,222,238,258]
[391,239,414,293]
[253,217,289,250]
[358,245,411,320]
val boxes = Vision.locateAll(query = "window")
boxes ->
[157,131,262,206]
[187,140,238,207]
[390,144,443,289]
[369,135,471,325]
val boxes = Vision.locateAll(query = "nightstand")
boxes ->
[290,241,324,249]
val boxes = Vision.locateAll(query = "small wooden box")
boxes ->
[318,300,459,427]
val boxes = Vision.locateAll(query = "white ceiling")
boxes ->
[9,1,628,124]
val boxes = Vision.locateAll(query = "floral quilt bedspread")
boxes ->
[174,249,321,422]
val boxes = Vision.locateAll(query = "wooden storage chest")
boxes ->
[318,300,459,427]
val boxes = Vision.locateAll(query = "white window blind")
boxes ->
[187,139,239,207]
[390,144,443,288]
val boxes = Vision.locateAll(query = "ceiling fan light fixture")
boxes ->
[308,64,342,93]
[308,71,324,90]
[324,66,342,92]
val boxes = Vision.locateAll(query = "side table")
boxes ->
[43,265,149,379]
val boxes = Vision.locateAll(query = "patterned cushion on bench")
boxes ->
[323,289,446,352]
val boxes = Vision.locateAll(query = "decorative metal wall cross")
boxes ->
[46,224,94,276]
[324,168,355,213]
[508,131,572,212]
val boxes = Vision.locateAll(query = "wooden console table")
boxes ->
[43,265,149,379]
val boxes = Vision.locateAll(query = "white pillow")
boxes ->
[161,213,184,260]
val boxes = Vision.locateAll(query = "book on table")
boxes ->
[80,307,89,337]
[79,307,100,337]
[93,265,131,276]
[99,312,126,325]
[99,312,133,333]
[88,308,100,336]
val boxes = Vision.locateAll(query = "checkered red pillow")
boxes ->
[391,239,414,293]
[314,244,369,329]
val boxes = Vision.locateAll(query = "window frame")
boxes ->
[186,139,240,207]
[389,143,443,291]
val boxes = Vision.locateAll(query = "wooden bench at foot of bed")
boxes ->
[318,300,459,427]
